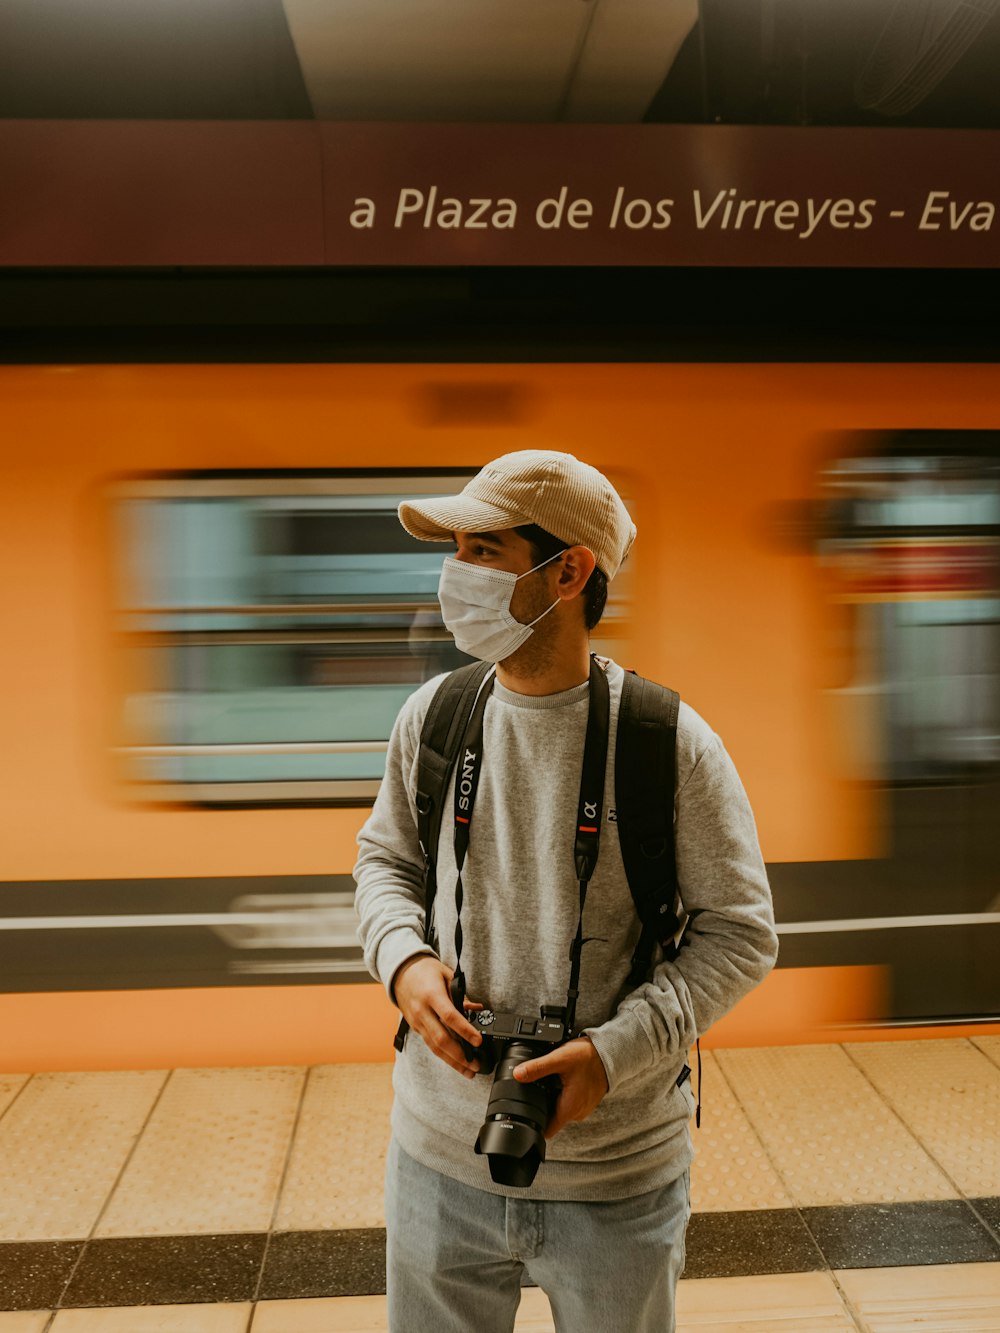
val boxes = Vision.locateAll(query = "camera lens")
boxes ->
[474,1042,559,1188]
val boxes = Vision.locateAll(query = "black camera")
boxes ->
[457,990,567,1188]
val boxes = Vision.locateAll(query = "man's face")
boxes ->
[452,529,561,630]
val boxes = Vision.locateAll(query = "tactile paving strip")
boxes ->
[274,1063,393,1232]
[715,1045,954,1207]
[844,1039,1000,1198]
[0,1071,167,1241]
[96,1067,306,1238]
[836,1260,1000,1333]
[689,1051,793,1212]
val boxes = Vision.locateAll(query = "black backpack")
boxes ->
[406,658,684,997]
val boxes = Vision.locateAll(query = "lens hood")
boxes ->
[475,1118,546,1188]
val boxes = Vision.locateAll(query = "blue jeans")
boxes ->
[384,1139,690,1333]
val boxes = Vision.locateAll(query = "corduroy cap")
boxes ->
[398,450,635,579]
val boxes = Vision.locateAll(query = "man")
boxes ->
[354,449,777,1332]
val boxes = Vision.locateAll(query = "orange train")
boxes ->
[2,361,999,1073]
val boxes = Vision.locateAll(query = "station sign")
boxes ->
[1,122,998,267]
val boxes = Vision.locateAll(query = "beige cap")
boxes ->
[398,450,635,579]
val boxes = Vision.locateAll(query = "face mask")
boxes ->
[437,551,563,663]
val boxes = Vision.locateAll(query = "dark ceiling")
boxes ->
[658,0,1000,128]
[2,0,999,126]
[0,0,312,119]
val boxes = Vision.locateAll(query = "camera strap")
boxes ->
[451,654,610,1035]
[450,667,497,1006]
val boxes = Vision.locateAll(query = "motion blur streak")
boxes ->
[1,363,998,1073]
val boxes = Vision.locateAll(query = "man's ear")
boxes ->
[557,545,597,599]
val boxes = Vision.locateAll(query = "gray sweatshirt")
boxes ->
[354,658,777,1200]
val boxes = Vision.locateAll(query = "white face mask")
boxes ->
[437,551,563,663]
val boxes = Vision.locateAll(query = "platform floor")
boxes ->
[1,1037,999,1330]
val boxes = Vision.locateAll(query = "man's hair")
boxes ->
[515,524,609,631]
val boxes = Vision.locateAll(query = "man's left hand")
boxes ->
[512,1036,610,1140]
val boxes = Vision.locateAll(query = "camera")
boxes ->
[459,994,567,1188]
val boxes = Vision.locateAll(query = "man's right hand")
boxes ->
[392,955,483,1079]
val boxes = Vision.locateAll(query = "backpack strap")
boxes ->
[414,660,495,921]
[615,671,684,988]
[393,660,493,1052]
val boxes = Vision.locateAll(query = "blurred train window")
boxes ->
[820,438,1000,782]
[111,473,477,805]
[110,472,633,805]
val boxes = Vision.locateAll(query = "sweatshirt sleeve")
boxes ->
[584,720,778,1092]
[353,680,443,1000]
